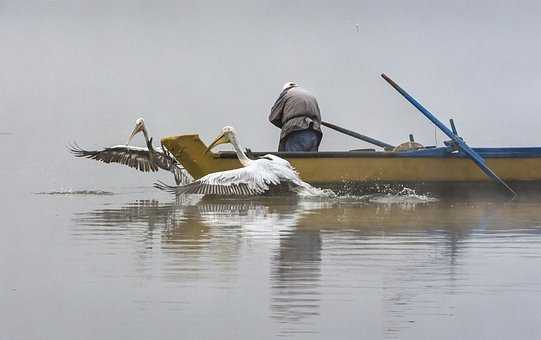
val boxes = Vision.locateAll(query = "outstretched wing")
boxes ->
[173,165,192,185]
[154,180,260,196]
[154,142,192,185]
[69,142,159,172]
[154,161,282,196]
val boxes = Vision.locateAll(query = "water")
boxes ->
[2,186,541,340]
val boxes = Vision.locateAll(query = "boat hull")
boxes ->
[161,134,541,194]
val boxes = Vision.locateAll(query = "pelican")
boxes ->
[154,126,327,196]
[70,118,191,185]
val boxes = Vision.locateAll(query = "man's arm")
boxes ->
[268,91,287,128]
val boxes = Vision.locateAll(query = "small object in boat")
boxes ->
[393,138,424,152]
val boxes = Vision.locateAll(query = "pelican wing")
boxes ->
[155,161,283,196]
[152,144,191,185]
[69,142,159,172]
[154,180,259,196]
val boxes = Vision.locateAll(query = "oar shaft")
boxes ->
[321,121,395,149]
[381,73,518,198]
[381,74,457,138]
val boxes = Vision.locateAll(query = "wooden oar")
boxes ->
[381,73,518,198]
[321,121,395,149]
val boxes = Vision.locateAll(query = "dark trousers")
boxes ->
[279,129,321,152]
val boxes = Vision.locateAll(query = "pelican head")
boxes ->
[282,81,297,91]
[127,117,146,145]
[206,126,237,154]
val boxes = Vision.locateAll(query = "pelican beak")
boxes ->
[127,124,143,145]
[205,132,230,154]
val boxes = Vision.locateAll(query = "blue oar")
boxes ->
[381,73,518,198]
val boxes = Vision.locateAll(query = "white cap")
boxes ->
[282,81,297,91]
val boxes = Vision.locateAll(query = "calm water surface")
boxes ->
[2,187,541,340]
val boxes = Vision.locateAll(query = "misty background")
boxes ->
[2,0,541,190]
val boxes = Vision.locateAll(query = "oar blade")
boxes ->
[460,144,518,198]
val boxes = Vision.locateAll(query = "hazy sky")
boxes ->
[2,0,541,189]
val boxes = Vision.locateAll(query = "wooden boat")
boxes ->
[160,134,541,195]
[160,75,541,197]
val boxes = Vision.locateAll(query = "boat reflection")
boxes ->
[73,195,541,337]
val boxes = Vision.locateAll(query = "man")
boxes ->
[269,82,323,152]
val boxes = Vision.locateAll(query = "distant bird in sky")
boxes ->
[155,126,323,196]
[70,117,191,185]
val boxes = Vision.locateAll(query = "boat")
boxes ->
[160,75,541,197]
[160,134,541,195]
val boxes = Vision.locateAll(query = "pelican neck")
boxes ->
[230,134,250,166]
[142,125,150,143]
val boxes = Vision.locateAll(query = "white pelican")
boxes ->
[70,118,191,185]
[154,126,327,196]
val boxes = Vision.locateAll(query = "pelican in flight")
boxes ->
[154,126,326,196]
[70,118,191,185]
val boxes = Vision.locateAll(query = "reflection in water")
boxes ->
[271,223,322,337]
[72,195,541,339]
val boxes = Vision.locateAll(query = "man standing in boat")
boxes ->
[269,82,323,152]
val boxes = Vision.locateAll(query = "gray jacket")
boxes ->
[269,86,322,143]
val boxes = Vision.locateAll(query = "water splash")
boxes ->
[295,183,337,198]
[368,187,438,204]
